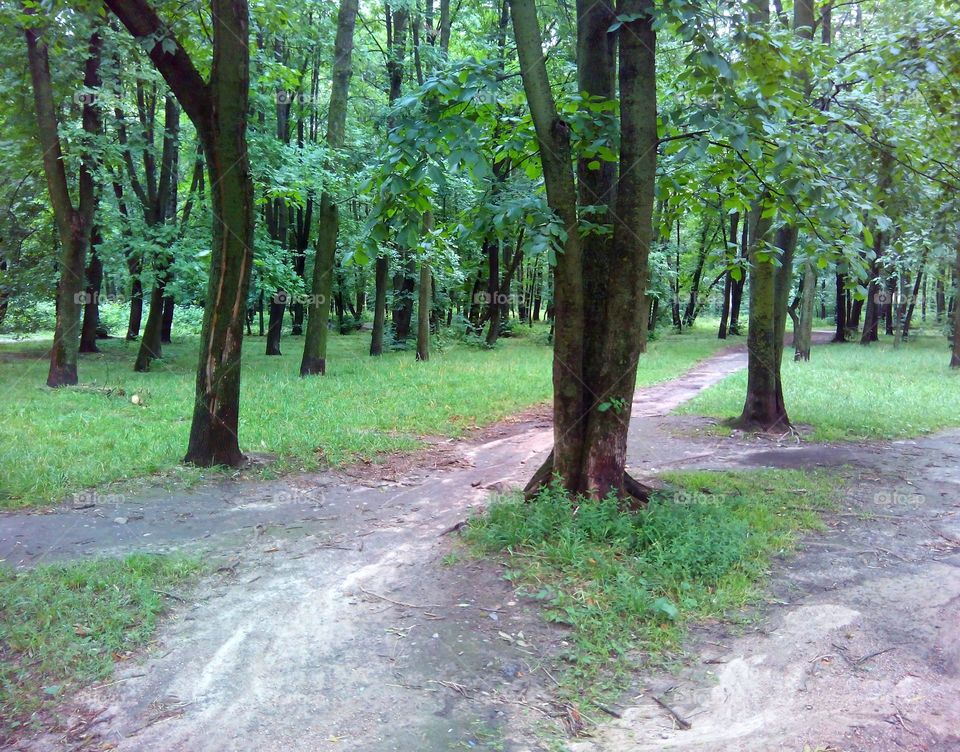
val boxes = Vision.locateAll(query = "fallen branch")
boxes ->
[650,694,692,730]
[358,585,439,610]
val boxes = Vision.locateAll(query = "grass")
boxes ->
[0,554,200,735]
[464,469,838,696]
[678,333,960,441]
[0,323,728,507]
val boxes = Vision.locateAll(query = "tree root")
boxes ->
[523,449,652,508]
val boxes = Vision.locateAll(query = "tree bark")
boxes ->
[370,256,388,355]
[951,244,960,368]
[511,0,656,501]
[301,0,360,375]
[416,219,432,362]
[107,0,255,466]
[24,18,102,387]
[79,235,103,353]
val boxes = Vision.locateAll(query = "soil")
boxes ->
[2,339,959,752]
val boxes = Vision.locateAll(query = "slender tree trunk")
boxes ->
[161,295,174,342]
[24,19,102,387]
[127,276,143,339]
[833,271,846,341]
[370,256,388,355]
[301,0,357,361]
[301,0,360,375]
[951,244,960,368]
[79,236,103,353]
[794,262,816,360]
[416,230,432,361]
[135,282,165,371]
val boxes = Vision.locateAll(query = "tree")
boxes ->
[22,10,101,387]
[300,0,360,376]
[510,0,657,501]
[105,0,254,466]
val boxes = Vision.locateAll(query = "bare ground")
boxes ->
[2,340,959,751]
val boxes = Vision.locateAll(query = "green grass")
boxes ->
[464,469,837,696]
[679,334,960,441]
[0,325,727,507]
[0,554,200,734]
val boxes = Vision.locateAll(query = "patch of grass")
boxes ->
[679,335,960,441]
[464,469,837,695]
[0,554,200,734]
[0,325,727,507]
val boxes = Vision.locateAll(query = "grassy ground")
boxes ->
[0,325,727,507]
[0,554,200,736]
[679,334,960,441]
[464,469,837,697]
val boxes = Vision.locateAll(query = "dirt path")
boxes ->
[5,340,960,752]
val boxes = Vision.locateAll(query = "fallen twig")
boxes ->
[650,694,692,730]
[358,585,439,610]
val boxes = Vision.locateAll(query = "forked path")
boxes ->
[4,341,960,752]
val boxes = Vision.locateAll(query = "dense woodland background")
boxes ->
[0,0,957,489]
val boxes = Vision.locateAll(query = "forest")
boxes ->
[0,0,959,749]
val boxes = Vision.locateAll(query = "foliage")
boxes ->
[465,469,837,694]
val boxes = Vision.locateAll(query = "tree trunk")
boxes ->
[951,245,960,368]
[79,237,103,354]
[265,293,285,355]
[24,19,102,387]
[161,295,174,342]
[794,262,816,360]
[135,282,165,371]
[127,276,144,339]
[370,256,388,355]
[511,0,656,501]
[832,271,846,342]
[301,0,360,376]
[729,218,748,334]
[108,0,255,466]
[416,227,432,361]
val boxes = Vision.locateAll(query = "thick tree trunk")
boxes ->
[512,0,656,501]
[736,207,787,431]
[265,293,284,355]
[580,0,656,497]
[301,0,359,376]
[510,0,586,491]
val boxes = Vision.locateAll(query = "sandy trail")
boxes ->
[3,339,959,752]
